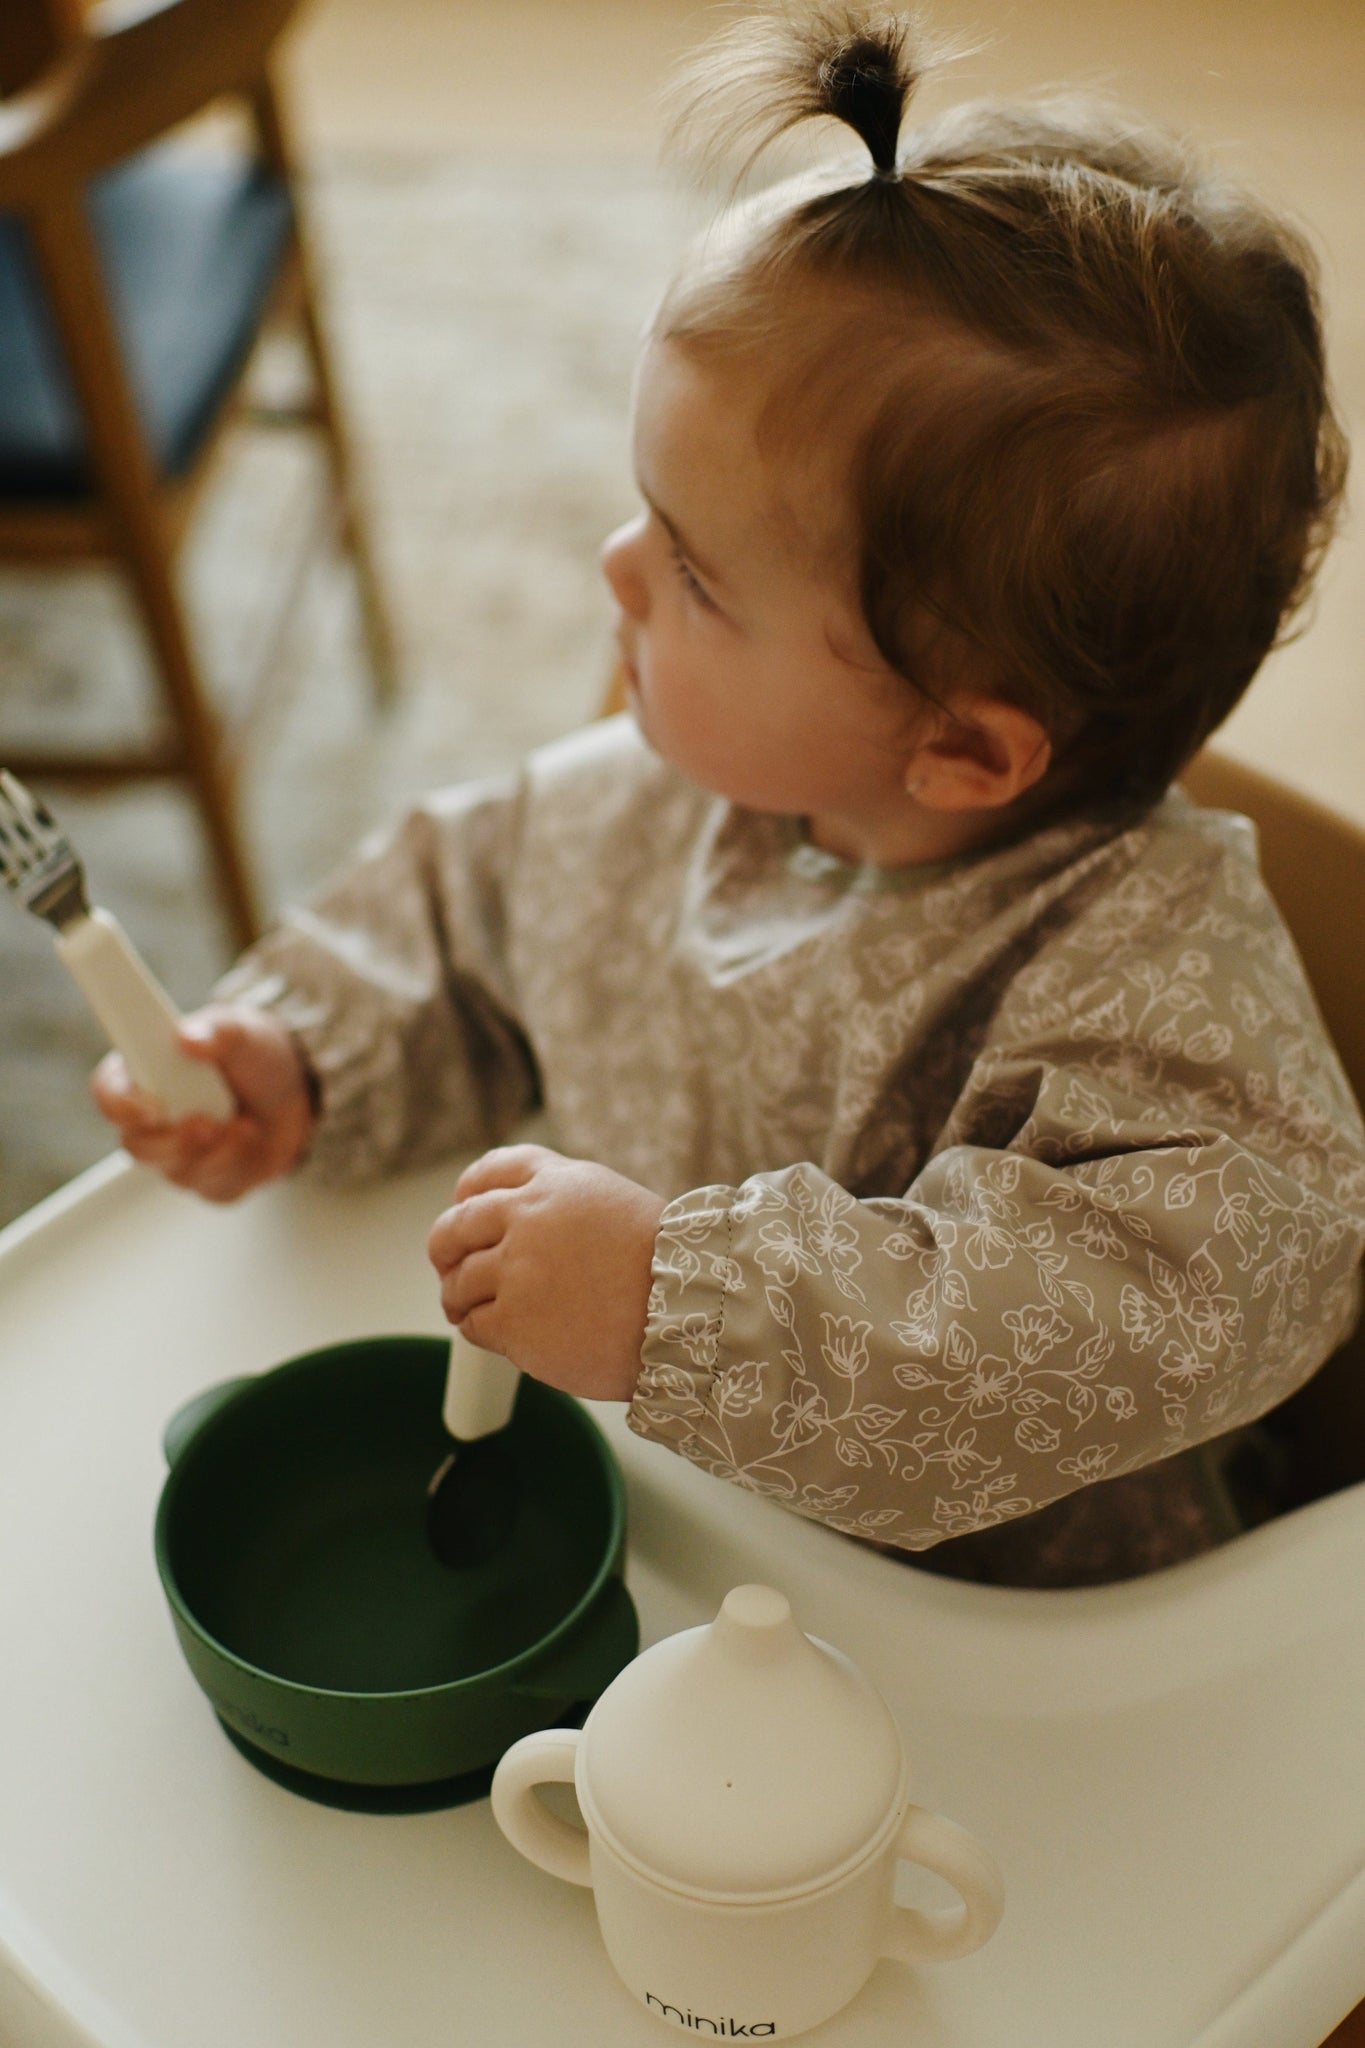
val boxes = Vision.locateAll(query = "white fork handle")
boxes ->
[55,908,235,1121]
[442,1329,520,1441]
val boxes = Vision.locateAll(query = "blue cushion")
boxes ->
[0,143,295,500]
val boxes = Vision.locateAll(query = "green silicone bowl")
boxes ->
[154,1335,638,1809]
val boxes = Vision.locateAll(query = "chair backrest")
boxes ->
[1180,749,1365,1110]
[1181,747,1365,1500]
[0,0,302,209]
[0,0,81,100]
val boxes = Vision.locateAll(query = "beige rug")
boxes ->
[0,148,692,1227]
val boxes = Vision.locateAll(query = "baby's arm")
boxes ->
[623,821,1365,1551]
[92,1004,315,1202]
[204,779,539,1186]
[92,767,543,1199]
[628,1131,1365,1553]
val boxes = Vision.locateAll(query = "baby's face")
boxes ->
[602,339,928,865]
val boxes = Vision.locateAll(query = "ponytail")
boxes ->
[664,7,937,194]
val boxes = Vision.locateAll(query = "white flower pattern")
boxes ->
[217,717,1365,1556]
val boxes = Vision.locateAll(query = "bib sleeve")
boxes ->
[213,774,539,1182]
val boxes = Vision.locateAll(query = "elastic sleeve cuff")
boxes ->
[628,1184,738,1450]
[212,951,414,1184]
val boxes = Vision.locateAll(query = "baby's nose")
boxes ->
[601,518,648,618]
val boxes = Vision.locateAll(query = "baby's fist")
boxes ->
[427,1143,665,1401]
[92,1003,314,1203]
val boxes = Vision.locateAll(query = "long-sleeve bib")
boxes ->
[219,716,1365,1552]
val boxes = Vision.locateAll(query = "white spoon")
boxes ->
[426,1331,522,1568]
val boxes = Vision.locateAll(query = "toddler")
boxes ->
[96,6,1365,1584]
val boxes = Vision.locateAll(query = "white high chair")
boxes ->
[0,747,1361,2048]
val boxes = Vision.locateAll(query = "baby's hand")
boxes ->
[91,1003,315,1204]
[427,1143,665,1403]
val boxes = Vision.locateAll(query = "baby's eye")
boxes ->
[671,545,718,612]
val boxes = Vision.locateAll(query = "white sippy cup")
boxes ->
[491,1583,1003,2038]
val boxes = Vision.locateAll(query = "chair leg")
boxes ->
[294,248,400,708]
[116,526,264,954]
[27,193,264,956]
[250,70,399,707]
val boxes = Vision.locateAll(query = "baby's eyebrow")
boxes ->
[640,487,728,589]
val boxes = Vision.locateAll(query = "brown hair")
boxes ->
[656,6,1349,806]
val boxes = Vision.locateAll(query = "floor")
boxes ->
[277,0,1365,828]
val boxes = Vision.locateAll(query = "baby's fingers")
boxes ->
[452,1143,547,1201]
[427,1190,508,1276]
[113,1112,225,1176]
[90,1050,169,1134]
[181,1121,280,1204]
[138,1116,270,1203]
[91,1061,215,1172]
[438,1247,501,1326]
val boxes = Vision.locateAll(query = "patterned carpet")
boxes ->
[0,148,690,1228]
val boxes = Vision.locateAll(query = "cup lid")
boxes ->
[578,1585,904,1898]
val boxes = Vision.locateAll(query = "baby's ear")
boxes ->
[904,696,1051,813]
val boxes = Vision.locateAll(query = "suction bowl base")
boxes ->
[216,1697,592,1813]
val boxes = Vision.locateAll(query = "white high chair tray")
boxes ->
[0,1153,1362,2048]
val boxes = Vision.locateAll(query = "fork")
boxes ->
[0,770,235,1121]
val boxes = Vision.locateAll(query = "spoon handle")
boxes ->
[442,1330,520,1441]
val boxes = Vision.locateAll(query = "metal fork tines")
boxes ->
[0,771,92,932]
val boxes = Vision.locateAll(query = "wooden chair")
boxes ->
[1180,749,1365,1508]
[0,0,397,950]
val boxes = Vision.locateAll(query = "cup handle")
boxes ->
[491,1730,592,1888]
[880,1804,1005,1964]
